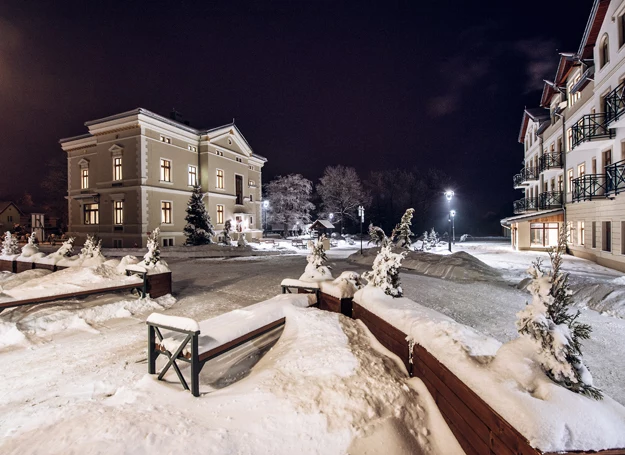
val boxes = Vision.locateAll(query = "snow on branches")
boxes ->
[1,231,19,256]
[392,208,414,249]
[517,229,602,400]
[363,242,406,297]
[55,237,75,257]
[222,220,232,245]
[184,185,215,245]
[80,235,102,259]
[368,223,388,247]
[237,232,248,247]
[143,228,162,266]
[308,234,330,270]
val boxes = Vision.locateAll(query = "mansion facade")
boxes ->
[503,0,625,272]
[60,108,266,248]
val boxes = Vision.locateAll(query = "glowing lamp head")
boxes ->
[450,210,456,217]
[263,200,269,208]
[445,190,454,202]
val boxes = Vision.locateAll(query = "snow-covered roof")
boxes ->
[311,219,335,229]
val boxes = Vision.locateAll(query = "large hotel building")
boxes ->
[60,108,266,248]
[503,0,625,272]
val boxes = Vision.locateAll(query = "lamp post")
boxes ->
[445,191,454,252]
[263,200,269,233]
[358,205,365,254]
[450,210,456,246]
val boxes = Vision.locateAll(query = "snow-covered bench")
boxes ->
[279,278,320,300]
[291,239,306,249]
[146,293,317,396]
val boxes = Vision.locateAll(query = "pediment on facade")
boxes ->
[77,158,90,167]
[109,144,124,155]
[206,124,253,157]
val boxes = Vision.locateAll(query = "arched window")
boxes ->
[600,34,610,68]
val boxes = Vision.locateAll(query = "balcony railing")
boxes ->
[605,80,625,124]
[538,191,563,210]
[572,174,607,202]
[513,197,539,214]
[606,159,625,196]
[513,173,526,188]
[539,152,563,172]
[571,113,614,149]
[513,167,538,188]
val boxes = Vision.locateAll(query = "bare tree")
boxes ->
[317,165,369,234]
[266,174,315,237]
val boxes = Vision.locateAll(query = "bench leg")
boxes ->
[282,286,286,294]
[148,324,157,374]
[191,334,200,397]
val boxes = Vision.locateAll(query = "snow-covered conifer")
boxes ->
[393,208,414,249]
[80,235,101,258]
[143,229,161,266]
[429,228,439,246]
[368,223,388,247]
[222,220,232,245]
[183,186,215,245]
[517,229,602,400]
[55,237,75,257]
[363,243,406,297]
[422,230,430,250]
[308,235,330,270]
[1,231,19,256]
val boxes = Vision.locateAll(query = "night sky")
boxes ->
[0,0,594,234]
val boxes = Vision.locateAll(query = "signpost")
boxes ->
[358,205,365,254]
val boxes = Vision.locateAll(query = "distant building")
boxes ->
[502,0,625,272]
[0,202,23,232]
[60,108,267,248]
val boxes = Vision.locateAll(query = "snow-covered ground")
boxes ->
[1,239,624,453]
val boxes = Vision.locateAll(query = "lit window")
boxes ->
[161,201,172,224]
[160,135,171,144]
[567,128,573,151]
[81,168,89,189]
[217,205,224,224]
[216,169,224,189]
[215,150,223,156]
[249,180,256,187]
[160,159,172,182]
[188,165,197,186]
[113,157,123,181]
[579,221,585,246]
[567,74,582,106]
[567,169,574,193]
[114,201,124,225]
[84,203,99,224]
[188,145,197,152]
[578,163,585,177]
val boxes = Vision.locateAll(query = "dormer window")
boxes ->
[567,73,582,106]
[600,34,610,69]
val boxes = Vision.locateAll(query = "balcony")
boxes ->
[539,152,563,172]
[606,159,625,196]
[513,173,526,188]
[605,80,625,124]
[538,191,563,210]
[513,197,539,214]
[572,174,607,202]
[571,113,614,149]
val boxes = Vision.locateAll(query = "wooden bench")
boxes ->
[280,278,320,301]
[291,239,307,249]
[146,294,317,396]
[260,239,276,245]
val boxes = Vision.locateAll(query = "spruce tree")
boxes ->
[368,223,388,247]
[183,186,215,245]
[422,231,429,250]
[363,242,406,297]
[1,231,19,256]
[143,228,161,266]
[308,235,330,270]
[393,208,415,249]
[517,228,602,400]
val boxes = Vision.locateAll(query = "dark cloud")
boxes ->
[514,39,559,93]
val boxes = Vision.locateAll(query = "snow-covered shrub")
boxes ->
[184,185,215,245]
[143,229,161,266]
[460,234,469,242]
[429,228,439,246]
[55,237,75,257]
[308,235,329,270]
[20,232,39,257]
[421,230,430,250]
[222,220,232,245]
[1,231,19,256]
[80,235,102,258]
[517,229,602,400]
[237,232,248,247]
[368,223,388,247]
[393,208,414,249]
[363,243,406,297]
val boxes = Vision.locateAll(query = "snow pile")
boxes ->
[0,294,176,348]
[0,264,144,302]
[349,247,500,282]
[36,237,77,266]
[147,313,200,332]
[572,283,625,319]
[0,269,51,292]
[16,233,45,262]
[319,271,364,299]
[79,235,107,267]
[354,286,625,452]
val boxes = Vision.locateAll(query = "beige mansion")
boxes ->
[60,108,266,248]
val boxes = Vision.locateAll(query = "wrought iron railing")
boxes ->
[522,166,539,182]
[605,80,625,124]
[538,191,563,210]
[539,152,563,172]
[513,197,539,214]
[572,174,607,202]
[513,173,525,188]
[606,159,625,195]
[571,113,614,149]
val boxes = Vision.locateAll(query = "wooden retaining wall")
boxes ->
[0,260,16,273]
[15,261,34,273]
[146,272,172,298]
[344,298,625,455]
[317,293,352,317]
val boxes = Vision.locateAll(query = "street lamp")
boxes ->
[358,205,365,254]
[263,200,269,233]
[444,191,455,252]
[445,190,454,202]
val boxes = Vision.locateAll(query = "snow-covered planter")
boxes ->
[352,286,625,454]
[17,233,45,263]
[318,271,363,317]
